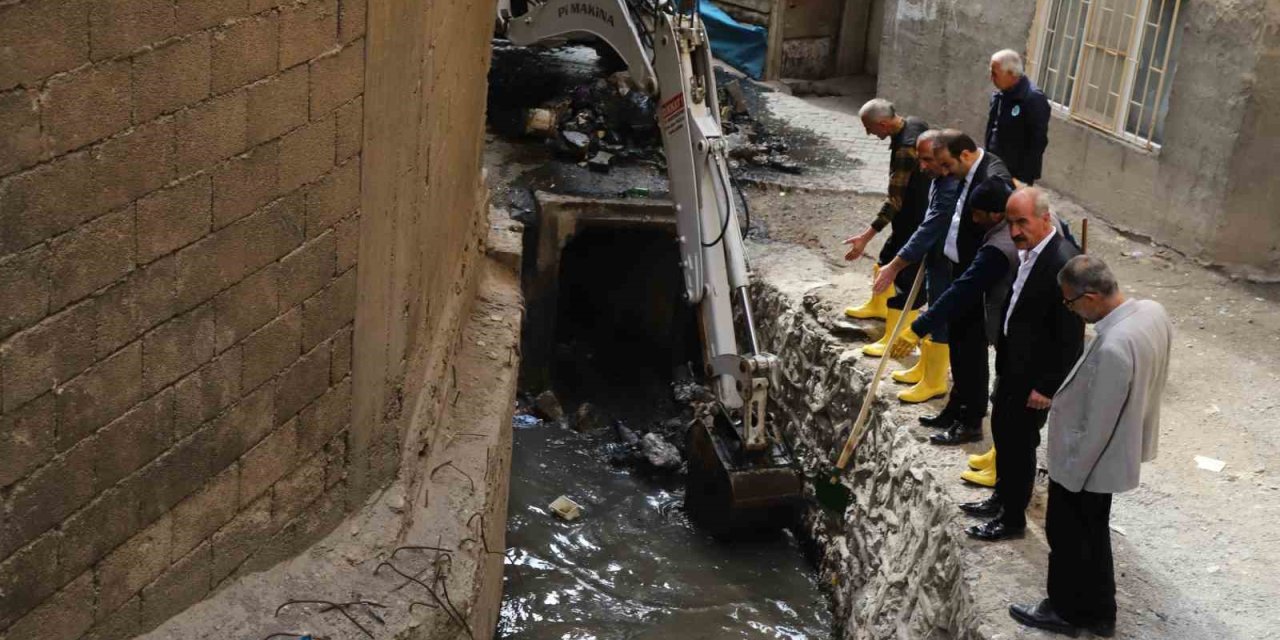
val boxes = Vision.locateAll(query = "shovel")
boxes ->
[816,263,926,512]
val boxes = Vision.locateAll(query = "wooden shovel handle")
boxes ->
[834,263,927,471]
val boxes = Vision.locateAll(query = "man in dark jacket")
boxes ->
[986,50,1051,186]
[966,187,1084,542]
[919,130,1013,446]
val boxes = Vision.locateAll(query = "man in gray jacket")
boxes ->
[1009,255,1172,638]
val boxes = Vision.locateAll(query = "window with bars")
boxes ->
[1026,0,1181,149]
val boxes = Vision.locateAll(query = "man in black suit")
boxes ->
[965,187,1084,541]
[920,130,1014,446]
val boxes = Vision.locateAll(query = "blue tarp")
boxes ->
[699,2,768,80]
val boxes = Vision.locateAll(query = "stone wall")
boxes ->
[750,281,980,639]
[0,0,496,637]
[873,0,1279,275]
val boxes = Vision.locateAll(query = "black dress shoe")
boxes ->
[1009,600,1080,637]
[965,518,1025,541]
[959,494,1002,517]
[1086,621,1115,637]
[918,406,958,427]
[929,420,982,445]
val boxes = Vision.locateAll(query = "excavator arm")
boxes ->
[497,0,778,452]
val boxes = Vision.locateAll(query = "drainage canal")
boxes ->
[498,195,833,637]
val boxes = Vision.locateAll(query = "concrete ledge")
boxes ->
[137,219,523,640]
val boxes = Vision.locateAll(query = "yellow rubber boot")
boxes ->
[845,265,894,320]
[897,340,950,403]
[961,464,996,487]
[891,328,926,384]
[968,446,996,471]
[862,309,916,357]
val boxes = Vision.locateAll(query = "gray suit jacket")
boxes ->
[1047,299,1173,494]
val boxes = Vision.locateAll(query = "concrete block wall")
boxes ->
[0,1,367,637]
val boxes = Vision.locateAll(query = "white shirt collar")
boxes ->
[1019,225,1057,262]
[963,148,985,185]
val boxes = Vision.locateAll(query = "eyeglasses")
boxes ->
[1062,291,1091,307]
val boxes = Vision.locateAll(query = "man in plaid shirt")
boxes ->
[843,99,933,359]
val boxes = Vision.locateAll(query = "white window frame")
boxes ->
[1026,0,1181,152]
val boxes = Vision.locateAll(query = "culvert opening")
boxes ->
[500,200,833,637]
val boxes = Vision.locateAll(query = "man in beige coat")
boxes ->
[1009,255,1172,638]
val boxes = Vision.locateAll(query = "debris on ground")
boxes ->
[641,432,682,470]
[573,402,606,432]
[534,390,565,421]
[549,495,583,521]
[1195,455,1226,473]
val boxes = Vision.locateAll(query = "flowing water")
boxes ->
[498,415,833,638]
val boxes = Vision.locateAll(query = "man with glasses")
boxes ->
[966,187,1083,542]
[1010,255,1172,637]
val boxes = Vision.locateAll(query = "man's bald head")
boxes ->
[1005,186,1054,250]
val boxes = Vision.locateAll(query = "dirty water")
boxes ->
[499,418,833,639]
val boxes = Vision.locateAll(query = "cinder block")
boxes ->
[94,390,174,492]
[207,383,275,471]
[239,418,297,503]
[251,481,345,571]
[140,542,211,629]
[175,91,248,176]
[142,303,216,396]
[137,174,212,264]
[169,466,238,560]
[279,232,335,309]
[322,430,347,487]
[174,348,242,436]
[0,567,93,640]
[299,376,349,454]
[177,0,248,32]
[279,0,339,70]
[334,212,359,273]
[42,60,131,154]
[95,516,172,614]
[301,267,355,350]
[338,0,367,43]
[275,344,330,424]
[56,341,143,446]
[0,437,96,561]
[0,532,59,630]
[212,13,279,94]
[81,596,141,640]
[89,0,178,60]
[250,0,289,13]
[48,206,136,310]
[271,452,324,529]
[91,118,177,215]
[0,0,90,91]
[305,158,359,237]
[0,88,42,174]
[132,34,212,123]
[213,264,279,352]
[1,302,96,414]
[0,393,55,489]
[309,40,363,118]
[212,142,280,229]
[241,309,302,391]
[58,488,141,583]
[0,245,50,340]
[210,493,274,584]
[96,256,179,357]
[246,66,308,145]
[334,96,363,162]
[329,325,352,384]
[174,193,302,310]
[0,152,95,255]
[130,423,219,525]
[279,116,335,192]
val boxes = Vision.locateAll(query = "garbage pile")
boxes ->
[505,66,802,176]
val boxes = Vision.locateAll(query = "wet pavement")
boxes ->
[499,418,833,638]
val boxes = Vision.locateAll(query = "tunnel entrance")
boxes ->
[500,192,832,637]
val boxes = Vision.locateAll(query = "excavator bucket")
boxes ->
[685,410,803,536]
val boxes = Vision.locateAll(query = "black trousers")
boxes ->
[1047,480,1116,627]
[879,232,925,311]
[991,387,1048,528]
[941,261,988,421]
